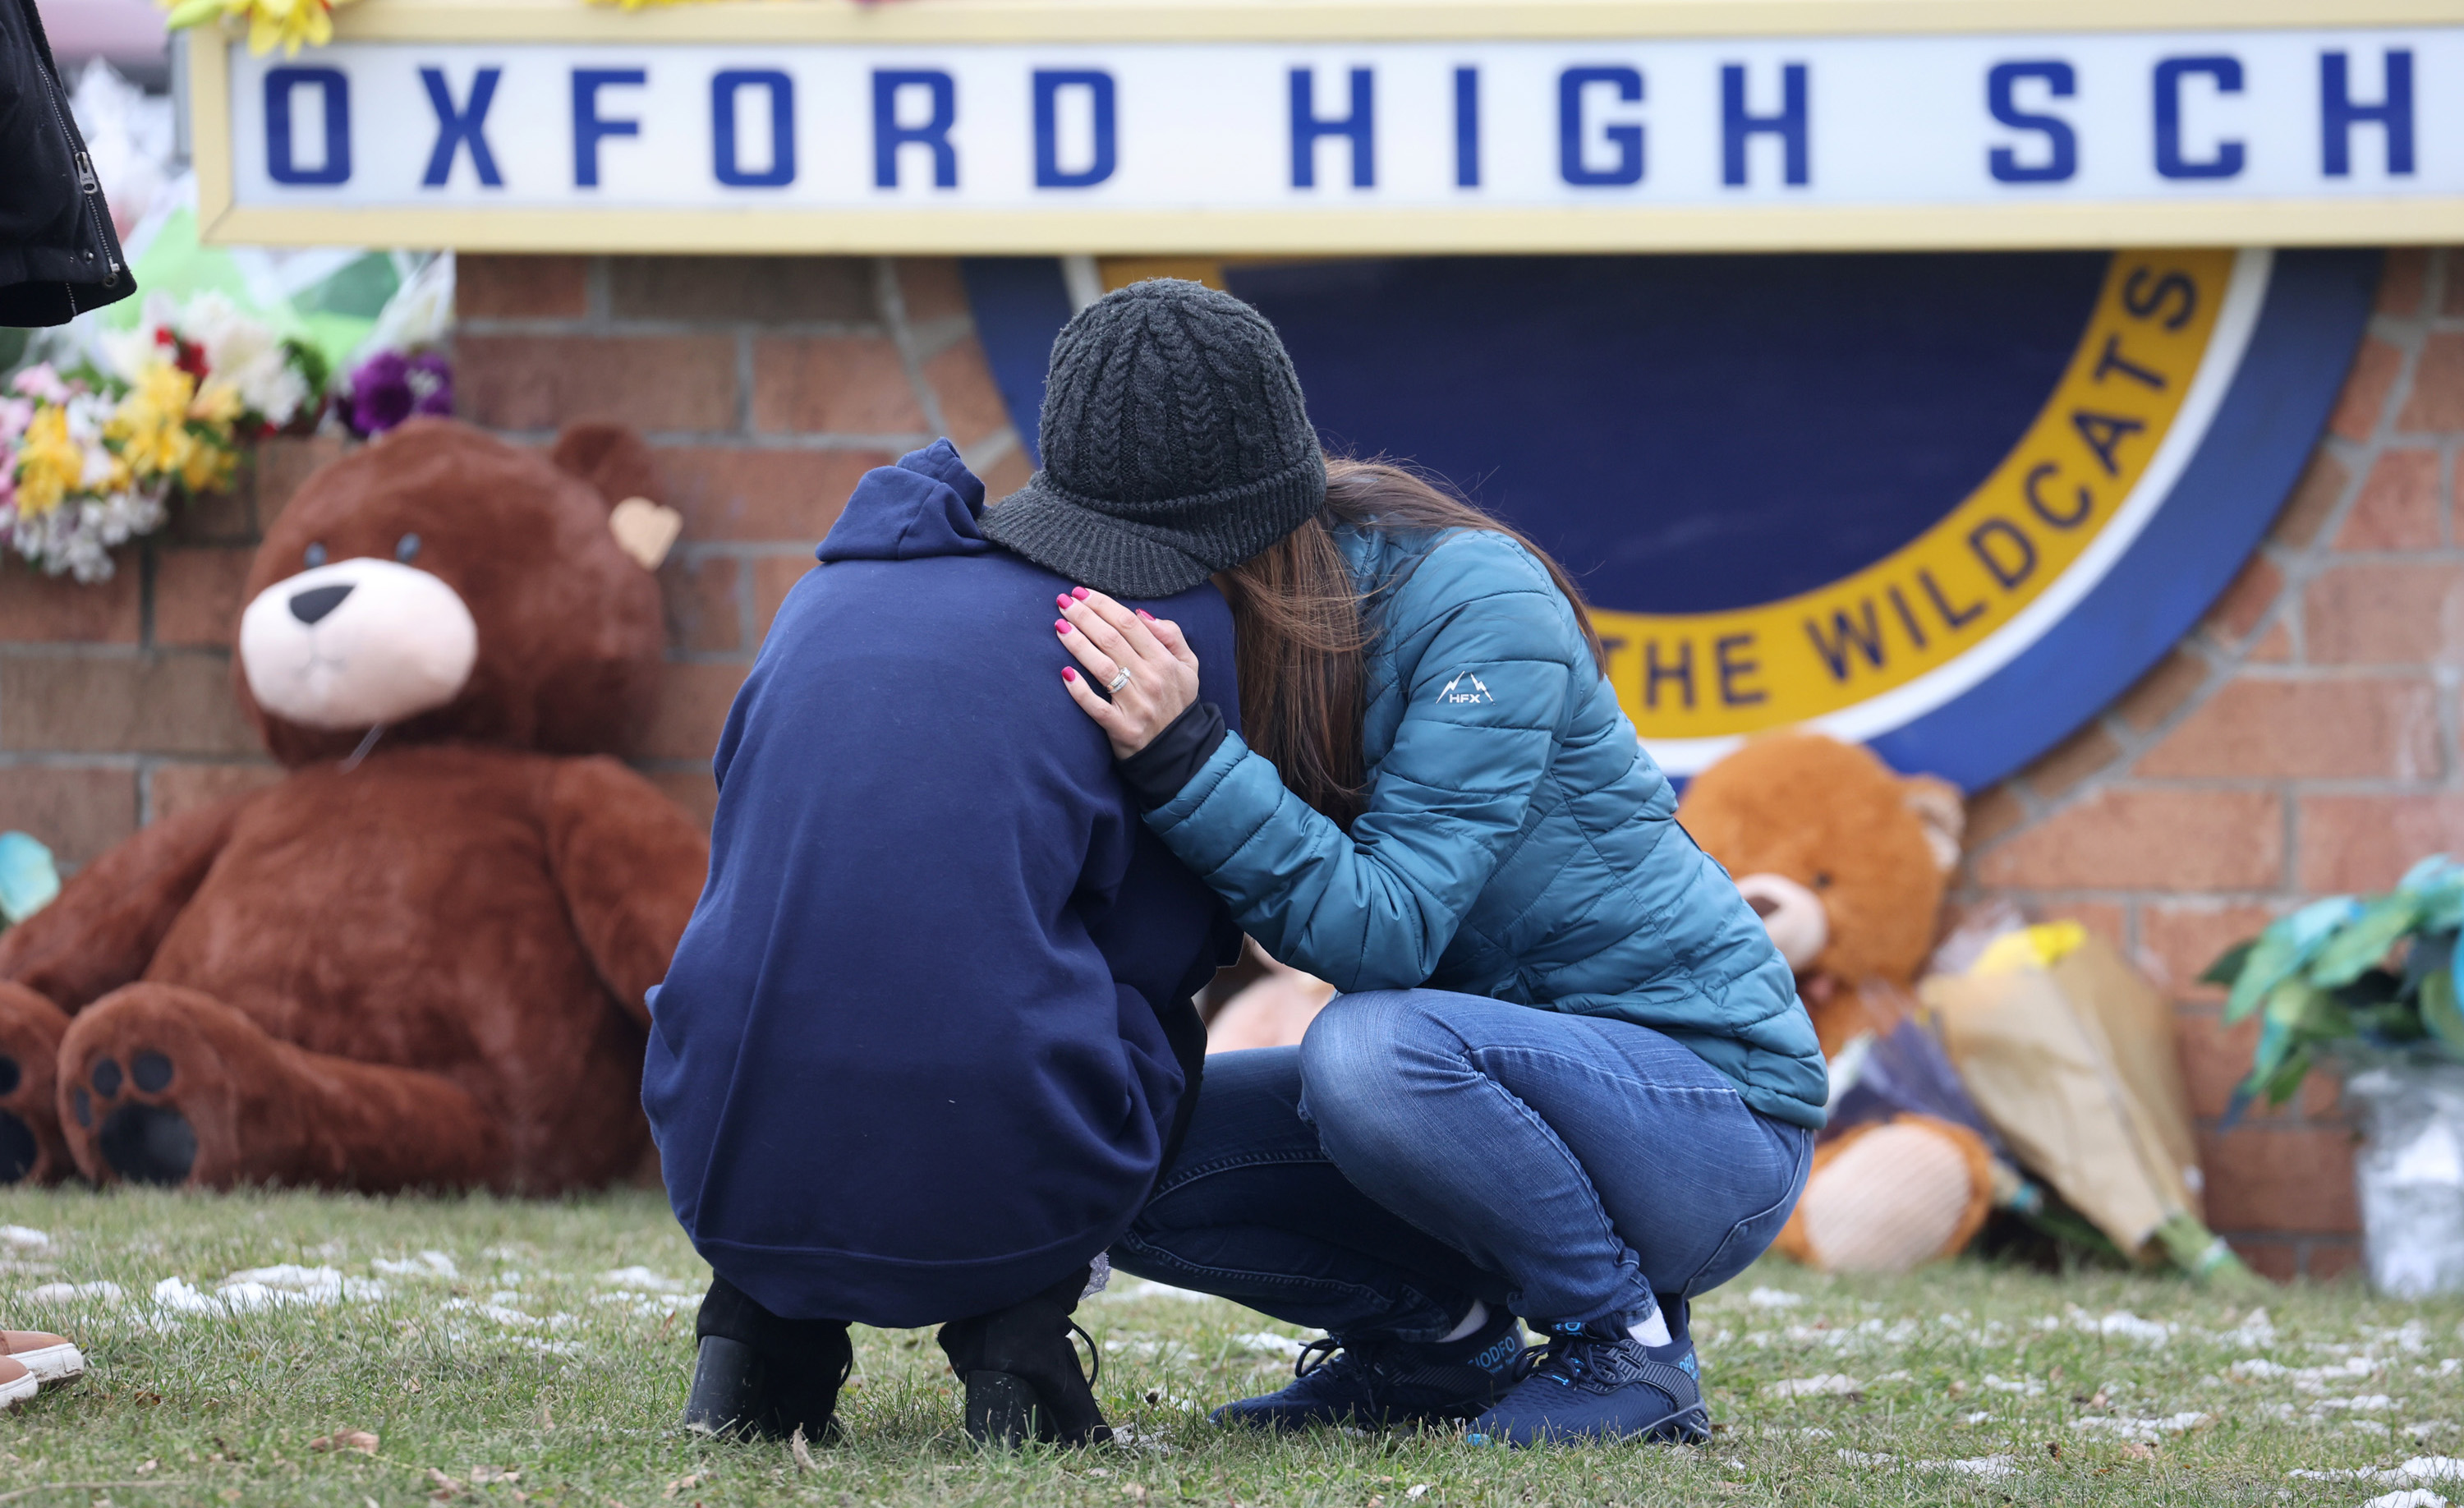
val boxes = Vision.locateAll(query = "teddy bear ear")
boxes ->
[550,421,683,570]
[1901,775,1965,874]
[549,421,660,512]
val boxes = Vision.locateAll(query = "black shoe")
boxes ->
[939,1267,1110,1448]
[1211,1307,1524,1432]
[683,1290,853,1444]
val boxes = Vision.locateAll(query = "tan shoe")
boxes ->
[0,1355,34,1409]
[2,1331,83,1384]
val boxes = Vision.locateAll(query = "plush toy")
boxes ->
[1204,940,1336,1054]
[1676,730,1964,1057]
[0,418,709,1193]
[1680,730,1992,1273]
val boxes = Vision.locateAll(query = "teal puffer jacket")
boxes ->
[1147,523,1827,1129]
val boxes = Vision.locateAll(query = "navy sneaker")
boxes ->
[1211,1309,1524,1432]
[1466,1304,1708,1447]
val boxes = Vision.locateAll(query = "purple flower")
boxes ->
[345,351,453,438]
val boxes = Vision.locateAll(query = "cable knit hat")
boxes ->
[980,279,1327,599]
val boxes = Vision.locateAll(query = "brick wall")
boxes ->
[1961,246,2464,1280]
[452,254,1031,820]
[0,249,2450,1276]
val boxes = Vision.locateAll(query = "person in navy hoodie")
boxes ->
[641,437,1248,1447]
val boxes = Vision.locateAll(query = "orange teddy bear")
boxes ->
[1679,732,1997,1274]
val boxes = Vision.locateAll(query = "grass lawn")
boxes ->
[0,1187,2455,1506]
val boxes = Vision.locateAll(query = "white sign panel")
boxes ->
[189,13,2464,251]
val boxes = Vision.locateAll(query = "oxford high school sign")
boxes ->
[191,1,2464,252]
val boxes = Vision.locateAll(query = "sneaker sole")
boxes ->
[0,1371,34,1410]
[1469,1401,1711,1448]
[11,1344,83,1384]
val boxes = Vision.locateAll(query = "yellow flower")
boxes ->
[108,362,203,483]
[190,378,246,427]
[161,0,353,58]
[12,406,84,518]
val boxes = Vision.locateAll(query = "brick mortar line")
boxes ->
[482,429,940,452]
[463,319,899,339]
[877,255,950,441]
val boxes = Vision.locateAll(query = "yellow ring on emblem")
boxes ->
[1100,250,2234,744]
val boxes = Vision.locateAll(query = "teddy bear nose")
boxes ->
[288,583,354,625]
[1746,893,1780,918]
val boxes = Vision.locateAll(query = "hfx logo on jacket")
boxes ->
[1437,672,1496,706]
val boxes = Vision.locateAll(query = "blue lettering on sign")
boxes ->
[2322,49,2415,177]
[874,70,958,189]
[2153,56,2244,180]
[420,67,502,188]
[1986,61,2076,184]
[1032,70,1116,189]
[1721,63,1809,186]
[265,67,350,186]
[1454,67,1480,189]
[1558,66,1644,187]
[1289,67,1373,189]
[712,70,794,188]
[571,68,645,188]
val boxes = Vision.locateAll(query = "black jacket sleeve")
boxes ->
[1118,701,1229,811]
[0,0,135,327]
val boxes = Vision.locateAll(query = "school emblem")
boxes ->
[968,248,2375,788]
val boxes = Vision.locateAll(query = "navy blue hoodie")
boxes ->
[642,442,1240,1327]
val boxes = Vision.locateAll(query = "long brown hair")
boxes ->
[1215,458,1607,828]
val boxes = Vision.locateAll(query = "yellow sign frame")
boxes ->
[188,0,2464,250]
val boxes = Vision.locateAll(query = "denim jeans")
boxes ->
[1113,989,1812,1342]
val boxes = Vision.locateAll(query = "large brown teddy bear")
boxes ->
[1677,731,1963,1056]
[0,418,709,1193]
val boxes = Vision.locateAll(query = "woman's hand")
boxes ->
[1054,587,1202,758]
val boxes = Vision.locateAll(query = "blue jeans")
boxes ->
[1113,990,1812,1342]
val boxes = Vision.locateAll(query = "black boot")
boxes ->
[938,1267,1110,1448]
[684,1276,853,1443]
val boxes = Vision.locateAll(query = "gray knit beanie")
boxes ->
[980,279,1327,599]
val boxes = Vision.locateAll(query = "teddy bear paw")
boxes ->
[68,1050,196,1187]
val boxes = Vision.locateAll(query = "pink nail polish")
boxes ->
[1061,666,1078,682]
[1072,586,1090,600]
[1136,609,1154,621]
[1055,619,1070,634]
[1057,594,1071,609]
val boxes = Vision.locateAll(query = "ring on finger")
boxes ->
[1106,668,1132,694]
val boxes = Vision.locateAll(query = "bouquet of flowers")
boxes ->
[0,292,325,582]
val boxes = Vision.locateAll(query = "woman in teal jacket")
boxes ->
[995,279,1823,1446]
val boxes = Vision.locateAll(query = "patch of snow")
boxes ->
[372,1251,459,1280]
[1766,1374,1861,1399]
[25,1280,122,1306]
[0,1225,51,1250]
[1233,1331,1308,1359]
[223,1266,386,1303]
[1963,1411,1994,1424]
[1835,1450,1893,1467]
[2071,1412,2211,1441]
[1982,1373,2047,1395]
[2364,1492,2448,1508]
[600,1267,695,1294]
[1746,1287,1805,1309]
[1095,1279,1216,1303]
[1914,1455,2018,1479]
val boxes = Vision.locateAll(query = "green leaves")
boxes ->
[2213,856,2463,1106]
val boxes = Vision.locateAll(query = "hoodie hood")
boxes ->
[815,439,997,564]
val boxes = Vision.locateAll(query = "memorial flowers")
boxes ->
[0,292,324,582]
[162,0,363,57]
